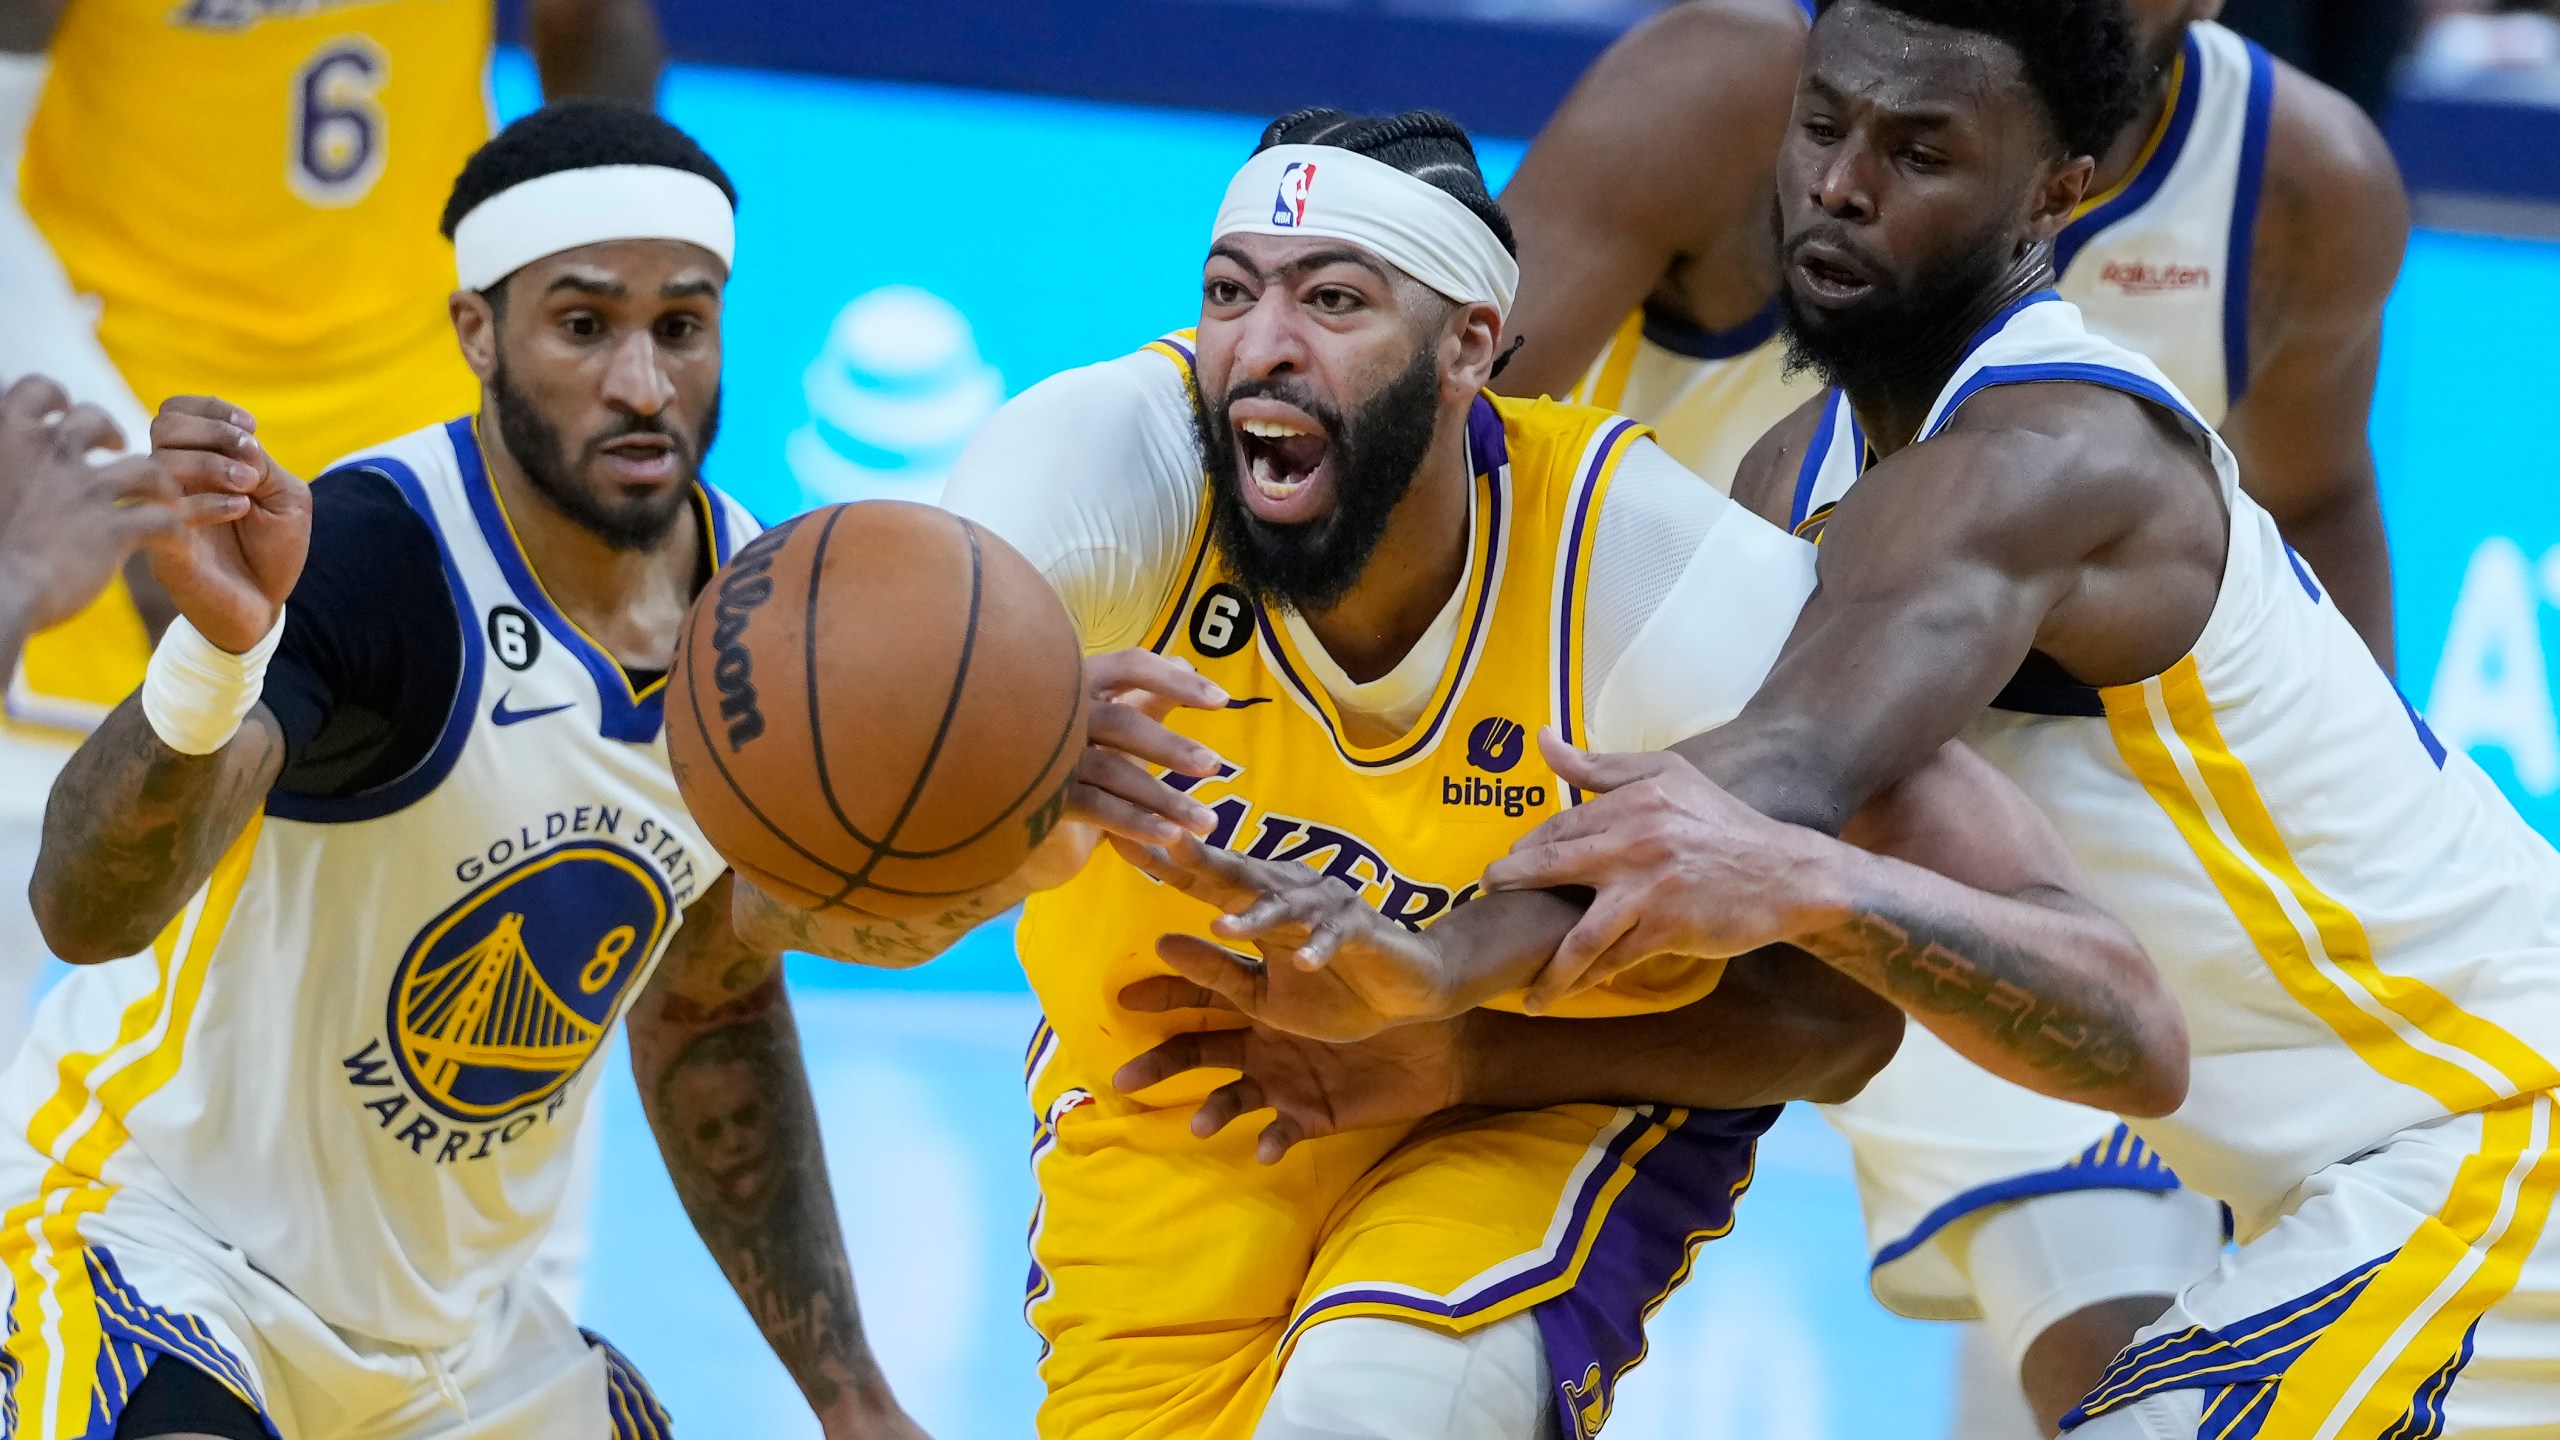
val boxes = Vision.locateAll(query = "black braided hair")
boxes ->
[1814,0,2142,159]
[1254,108,1517,257]
[440,99,735,239]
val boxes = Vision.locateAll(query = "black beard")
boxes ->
[489,356,719,553]
[1779,218,2022,398]
[1195,341,1442,617]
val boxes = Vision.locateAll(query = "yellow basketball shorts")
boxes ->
[0,1152,667,1440]
[2064,1092,2560,1438]
[1022,1021,1776,1440]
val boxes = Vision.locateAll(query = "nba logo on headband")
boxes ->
[1271,161,1316,228]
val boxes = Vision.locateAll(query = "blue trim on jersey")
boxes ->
[1952,290,2064,375]
[1796,0,1815,19]
[1640,298,1782,362]
[2398,687,2450,769]
[2056,31,2206,278]
[452,417,734,745]
[2224,38,2278,407]
[265,455,487,826]
[2285,543,2323,600]
[1925,361,2195,442]
[1789,393,1843,531]
[2064,1250,2392,1429]
[1868,1123,2182,1276]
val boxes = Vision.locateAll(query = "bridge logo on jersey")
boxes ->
[1272,162,1317,228]
[385,841,673,1124]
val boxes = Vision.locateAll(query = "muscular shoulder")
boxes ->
[941,344,1204,651]
[2252,56,2409,345]
[1508,0,1805,249]
[1727,391,1829,528]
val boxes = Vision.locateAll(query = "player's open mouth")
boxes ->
[596,434,683,484]
[1792,245,1875,305]
[1230,403,1334,523]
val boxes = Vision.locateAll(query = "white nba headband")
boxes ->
[452,164,736,292]
[1213,144,1518,319]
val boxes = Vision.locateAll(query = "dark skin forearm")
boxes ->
[527,0,662,104]
[629,878,908,1432]
[32,696,283,964]
[1463,947,1901,1111]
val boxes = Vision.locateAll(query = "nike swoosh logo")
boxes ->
[491,693,577,727]
[1224,697,1273,709]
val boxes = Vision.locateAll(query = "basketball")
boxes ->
[665,500,1089,917]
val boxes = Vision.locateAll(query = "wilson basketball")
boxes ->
[666,501,1088,918]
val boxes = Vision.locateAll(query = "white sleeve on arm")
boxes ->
[939,349,1204,653]
[1581,439,1818,754]
[0,53,150,441]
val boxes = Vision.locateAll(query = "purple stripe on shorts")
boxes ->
[1537,1104,1778,1437]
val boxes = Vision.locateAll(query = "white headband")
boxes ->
[452,164,735,292]
[1212,144,1518,319]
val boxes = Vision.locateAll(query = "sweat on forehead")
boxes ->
[1811,0,2142,159]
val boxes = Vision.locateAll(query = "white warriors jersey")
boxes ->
[0,418,753,1348]
[1787,294,2560,1231]
[1573,19,2275,486]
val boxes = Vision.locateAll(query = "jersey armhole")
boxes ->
[1550,418,1651,800]
[1139,489,1218,656]
[264,459,484,826]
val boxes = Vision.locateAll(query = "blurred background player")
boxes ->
[1495,0,2409,1427]
[0,0,664,1068]
[2,102,925,1440]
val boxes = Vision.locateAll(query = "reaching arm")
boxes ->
[1480,737,2185,1114]
[1494,0,1803,398]
[30,397,306,963]
[526,0,662,105]
[2219,62,2408,670]
[1111,947,1900,1162]
[628,876,925,1440]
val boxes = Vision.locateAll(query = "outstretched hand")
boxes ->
[0,376,239,644]
[1112,974,1469,1162]
[1112,834,1455,1042]
[1483,729,1826,1012]
[1022,648,1235,892]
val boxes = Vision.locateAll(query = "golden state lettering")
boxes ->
[343,838,673,1163]
[1171,769,1477,931]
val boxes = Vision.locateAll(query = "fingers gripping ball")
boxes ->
[667,501,1089,917]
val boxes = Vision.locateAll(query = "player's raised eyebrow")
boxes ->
[659,278,721,301]
[543,273,628,299]
[1208,241,1394,286]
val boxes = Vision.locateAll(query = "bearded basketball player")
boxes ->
[739,108,2198,1440]
[1494,0,2410,1424]
[4,105,924,1440]
[1178,5,2560,1435]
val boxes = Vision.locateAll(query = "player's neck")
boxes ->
[1845,259,2052,459]
[481,412,706,672]
[2090,35,2186,201]
[1300,401,1474,686]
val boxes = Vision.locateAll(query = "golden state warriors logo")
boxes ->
[387,841,672,1122]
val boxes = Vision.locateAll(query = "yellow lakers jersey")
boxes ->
[1017,385,1727,1109]
[1567,305,1822,497]
[21,0,485,477]
[1007,369,1747,1438]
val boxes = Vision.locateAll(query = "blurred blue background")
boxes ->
[477,33,2560,1440]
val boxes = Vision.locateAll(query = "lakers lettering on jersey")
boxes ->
[945,334,1819,1437]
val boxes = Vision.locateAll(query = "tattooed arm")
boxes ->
[30,397,308,964]
[630,874,928,1440]
[1483,736,2187,1117]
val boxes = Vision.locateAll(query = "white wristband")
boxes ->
[142,610,285,756]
